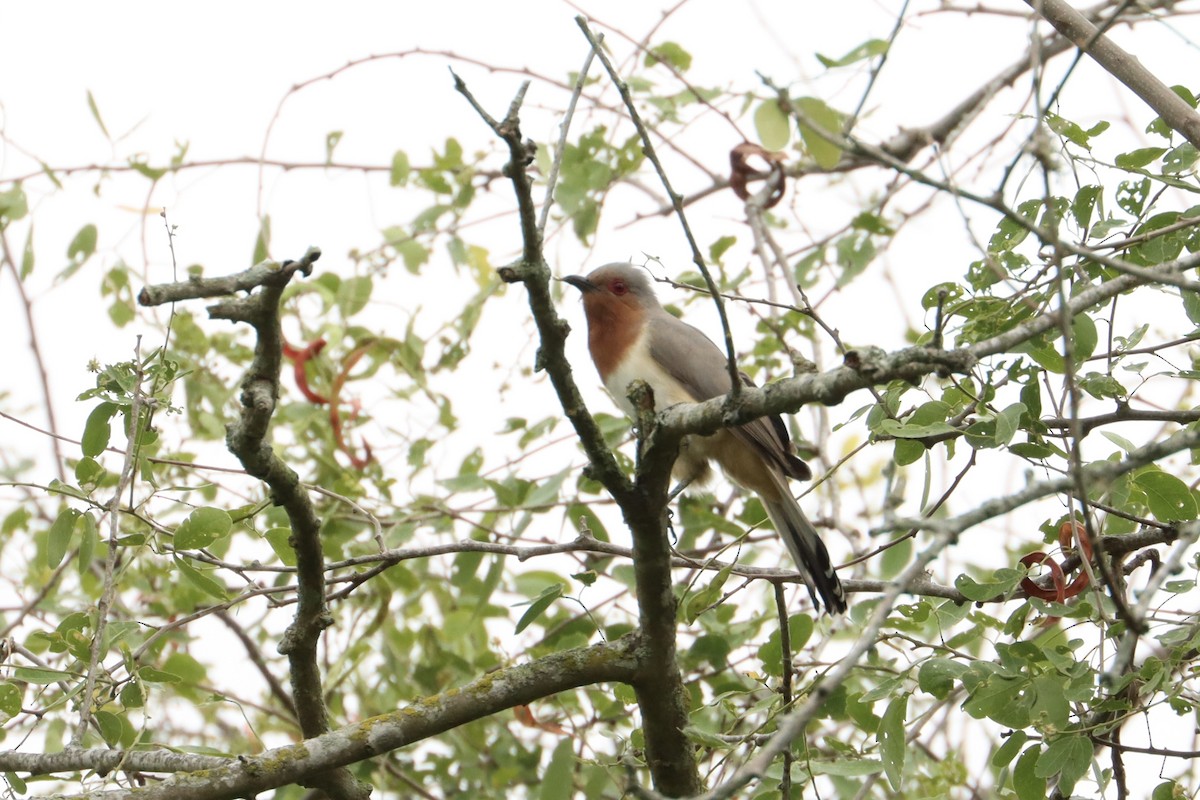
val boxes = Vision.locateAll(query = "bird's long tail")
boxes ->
[761,481,846,615]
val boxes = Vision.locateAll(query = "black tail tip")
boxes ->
[806,578,847,616]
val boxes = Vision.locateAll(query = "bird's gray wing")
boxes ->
[648,313,811,481]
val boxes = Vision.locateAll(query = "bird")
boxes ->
[564,263,846,615]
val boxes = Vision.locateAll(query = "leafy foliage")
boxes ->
[1,5,1200,799]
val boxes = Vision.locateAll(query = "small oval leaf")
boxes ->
[81,402,118,458]
[754,100,791,151]
[47,508,81,569]
[174,507,233,550]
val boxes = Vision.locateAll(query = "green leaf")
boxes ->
[0,683,22,719]
[565,504,608,543]
[893,438,924,466]
[1102,431,1138,453]
[709,235,737,265]
[787,612,813,651]
[963,674,1032,727]
[3,772,24,796]
[1115,147,1166,169]
[390,150,411,186]
[1072,185,1101,229]
[955,568,1023,601]
[879,535,913,577]
[173,555,228,599]
[1031,674,1071,728]
[539,738,575,800]
[1013,745,1045,800]
[47,508,81,569]
[0,184,27,222]
[325,130,343,164]
[137,667,182,683]
[120,681,146,708]
[1152,781,1182,800]
[128,157,166,181]
[1128,212,1187,265]
[917,657,967,699]
[1135,470,1198,521]
[878,693,908,791]
[78,512,98,576]
[757,613,814,676]
[816,38,888,68]
[14,666,72,684]
[683,725,729,748]
[337,275,373,317]
[795,96,843,169]
[989,199,1040,253]
[877,419,957,439]
[67,224,98,264]
[1072,313,1097,361]
[82,402,119,457]
[1162,143,1199,174]
[524,468,569,509]
[264,528,297,566]
[754,100,790,150]
[75,457,105,491]
[994,402,1027,447]
[1090,216,1128,239]
[47,479,90,502]
[1116,178,1150,215]
[252,215,271,265]
[992,730,1028,769]
[645,41,692,72]
[94,710,123,746]
[1034,734,1092,794]
[851,210,895,235]
[86,89,110,139]
[394,239,429,273]
[1183,291,1200,325]
[20,225,35,278]
[163,652,207,685]
[1046,113,1092,149]
[514,584,563,634]
[834,231,876,286]
[174,507,233,550]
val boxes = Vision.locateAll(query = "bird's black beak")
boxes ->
[562,275,598,293]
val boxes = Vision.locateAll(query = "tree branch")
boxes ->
[1026,0,1200,149]
[24,636,639,800]
[139,246,365,800]
[658,243,1200,442]
[456,70,701,797]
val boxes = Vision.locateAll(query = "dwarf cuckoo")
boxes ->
[565,263,846,614]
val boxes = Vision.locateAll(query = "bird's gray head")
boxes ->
[562,263,661,310]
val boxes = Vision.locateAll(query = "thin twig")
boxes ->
[73,337,146,746]
[538,37,602,238]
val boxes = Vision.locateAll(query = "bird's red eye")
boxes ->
[610,279,628,296]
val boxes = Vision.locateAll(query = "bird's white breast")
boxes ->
[603,328,697,416]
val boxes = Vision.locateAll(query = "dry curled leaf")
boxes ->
[729,142,787,208]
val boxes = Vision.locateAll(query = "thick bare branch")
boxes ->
[136,248,321,307]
